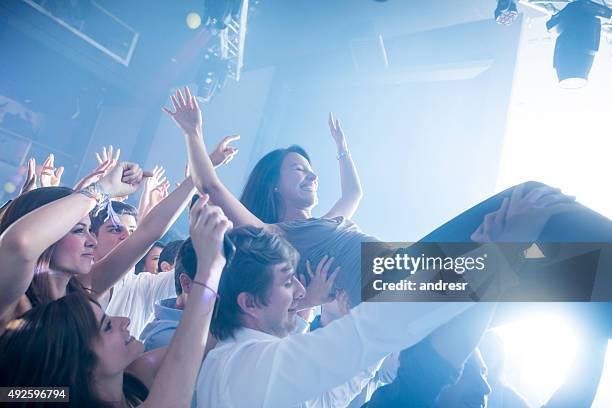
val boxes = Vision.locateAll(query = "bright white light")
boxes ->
[496,15,612,219]
[558,77,587,89]
[497,14,612,407]
[494,313,579,405]
[186,12,202,30]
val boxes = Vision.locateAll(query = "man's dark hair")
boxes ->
[175,238,196,296]
[90,201,138,234]
[159,240,184,273]
[210,225,299,340]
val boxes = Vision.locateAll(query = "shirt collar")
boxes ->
[226,327,279,344]
[154,297,182,322]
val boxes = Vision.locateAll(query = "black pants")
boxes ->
[363,181,612,407]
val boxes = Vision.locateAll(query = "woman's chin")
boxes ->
[127,339,145,359]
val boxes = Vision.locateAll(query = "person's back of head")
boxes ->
[175,238,197,297]
[210,225,299,340]
[158,240,184,272]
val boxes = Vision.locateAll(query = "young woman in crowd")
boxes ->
[0,130,237,328]
[0,162,145,328]
[239,111,362,223]
[0,196,230,407]
[135,242,165,274]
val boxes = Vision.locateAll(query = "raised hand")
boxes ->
[150,179,171,205]
[97,162,153,198]
[20,157,37,194]
[138,165,169,217]
[298,255,340,308]
[210,135,240,167]
[328,112,348,153]
[95,145,121,167]
[163,86,202,137]
[189,196,232,287]
[38,154,64,187]
[471,184,578,243]
[73,158,115,191]
[144,165,167,195]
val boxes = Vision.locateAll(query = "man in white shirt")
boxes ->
[195,226,479,408]
[91,201,139,310]
[107,238,184,338]
[88,180,196,335]
[106,268,176,337]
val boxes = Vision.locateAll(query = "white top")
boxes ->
[195,301,472,408]
[98,268,138,311]
[105,269,177,337]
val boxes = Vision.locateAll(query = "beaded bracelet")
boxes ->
[77,183,122,226]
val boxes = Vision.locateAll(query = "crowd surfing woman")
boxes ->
[0,195,231,407]
[163,86,580,306]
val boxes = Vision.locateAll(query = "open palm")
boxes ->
[163,87,202,136]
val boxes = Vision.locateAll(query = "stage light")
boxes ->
[186,12,202,30]
[546,0,612,89]
[495,0,519,26]
[494,313,579,400]
[3,182,16,194]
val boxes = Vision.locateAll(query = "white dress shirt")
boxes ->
[105,269,176,337]
[195,301,472,408]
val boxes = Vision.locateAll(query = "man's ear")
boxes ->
[237,292,259,319]
[159,261,173,272]
[179,273,192,294]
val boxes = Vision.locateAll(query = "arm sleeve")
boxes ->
[222,301,472,408]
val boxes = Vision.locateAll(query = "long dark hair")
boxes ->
[239,145,311,224]
[0,187,89,307]
[0,292,147,407]
[135,241,165,274]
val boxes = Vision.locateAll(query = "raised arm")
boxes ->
[141,197,230,408]
[163,87,267,229]
[204,302,473,407]
[137,165,169,219]
[89,176,195,296]
[0,194,95,320]
[322,113,363,220]
[0,163,139,321]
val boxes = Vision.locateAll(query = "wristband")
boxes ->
[77,182,107,204]
[192,280,220,298]
[77,183,121,227]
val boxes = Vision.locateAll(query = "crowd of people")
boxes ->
[0,86,609,407]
